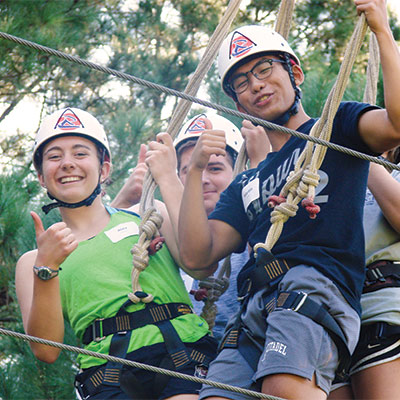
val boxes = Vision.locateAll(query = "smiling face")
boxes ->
[38,136,110,205]
[178,145,234,216]
[232,55,303,123]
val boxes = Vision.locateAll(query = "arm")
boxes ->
[356,0,400,152]
[178,124,243,273]
[145,132,183,244]
[241,120,271,168]
[367,162,400,233]
[111,144,147,209]
[15,212,78,363]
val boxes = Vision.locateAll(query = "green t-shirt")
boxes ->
[59,208,209,369]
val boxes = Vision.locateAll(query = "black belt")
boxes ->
[82,302,192,345]
[237,247,291,301]
[359,321,400,345]
[363,260,400,293]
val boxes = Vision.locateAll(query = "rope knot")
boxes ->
[148,236,165,255]
[267,195,286,208]
[301,197,320,219]
[190,288,208,301]
[270,201,298,224]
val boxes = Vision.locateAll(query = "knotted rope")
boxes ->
[128,207,163,303]
[130,0,243,304]
[196,0,297,329]
[257,13,369,254]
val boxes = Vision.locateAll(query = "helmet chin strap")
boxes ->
[42,181,102,214]
[269,86,302,127]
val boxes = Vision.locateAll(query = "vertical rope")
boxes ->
[199,1,298,329]
[275,0,296,39]
[258,14,369,253]
[133,0,243,303]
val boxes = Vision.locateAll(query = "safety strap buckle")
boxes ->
[365,267,386,285]
[237,278,252,302]
[92,318,105,342]
[276,291,308,312]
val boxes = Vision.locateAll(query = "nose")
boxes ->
[201,171,211,185]
[60,155,76,170]
[248,73,265,93]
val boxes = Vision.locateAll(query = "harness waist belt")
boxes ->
[360,321,400,344]
[238,249,291,300]
[82,302,192,345]
[363,260,400,293]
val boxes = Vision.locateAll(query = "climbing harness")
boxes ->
[77,298,215,399]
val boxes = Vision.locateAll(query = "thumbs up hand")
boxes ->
[31,211,78,269]
[190,117,227,171]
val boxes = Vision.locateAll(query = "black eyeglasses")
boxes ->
[229,59,285,94]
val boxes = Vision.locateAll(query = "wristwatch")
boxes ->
[33,265,61,280]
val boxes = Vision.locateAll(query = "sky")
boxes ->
[1,1,400,140]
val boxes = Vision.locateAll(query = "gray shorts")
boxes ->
[199,266,360,399]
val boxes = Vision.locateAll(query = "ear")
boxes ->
[37,172,46,188]
[100,161,111,183]
[292,64,304,87]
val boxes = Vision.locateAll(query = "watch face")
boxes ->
[37,267,52,280]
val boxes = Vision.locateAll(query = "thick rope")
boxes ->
[198,0,298,328]
[0,31,398,171]
[274,0,296,40]
[198,257,231,331]
[257,14,369,253]
[128,207,163,303]
[135,0,242,306]
[139,0,242,215]
[0,327,284,400]
[363,33,379,104]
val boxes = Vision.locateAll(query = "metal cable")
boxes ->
[0,31,398,171]
[0,327,284,400]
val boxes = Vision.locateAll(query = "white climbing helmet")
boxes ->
[218,25,300,98]
[33,107,111,169]
[174,113,243,154]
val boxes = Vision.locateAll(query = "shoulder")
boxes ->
[15,250,37,285]
[17,249,37,268]
[336,101,380,121]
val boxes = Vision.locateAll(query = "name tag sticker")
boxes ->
[105,222,139,243]
[242,178,259,211]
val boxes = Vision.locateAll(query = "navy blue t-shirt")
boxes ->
[209,102,379,315]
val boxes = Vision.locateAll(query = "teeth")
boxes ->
[61,176,81,183]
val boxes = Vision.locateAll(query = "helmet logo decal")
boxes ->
[229,31,257,60]
[54,108,84,131]
[186,114,207,135]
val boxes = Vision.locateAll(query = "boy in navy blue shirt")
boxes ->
[178,1,400,398]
